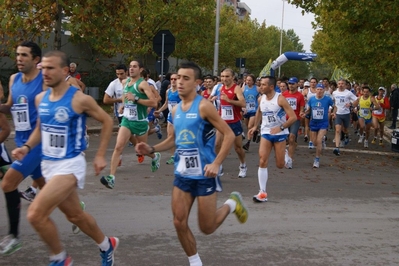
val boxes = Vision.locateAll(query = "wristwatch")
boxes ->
[134,96,140,102]
[280,125,285,131]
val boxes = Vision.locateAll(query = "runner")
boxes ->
[372,87,390,145]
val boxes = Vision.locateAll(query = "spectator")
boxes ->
[69,62,81,80]
[389,84,399,129]
[160,73,172,123]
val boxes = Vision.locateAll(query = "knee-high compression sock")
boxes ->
[5,189,21,238]
[258,167,268,192]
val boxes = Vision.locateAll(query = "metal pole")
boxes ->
[278,0,285,77]
[213,0,220,76]
[161,33,165,75]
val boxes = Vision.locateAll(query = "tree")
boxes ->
[289,0,399,85]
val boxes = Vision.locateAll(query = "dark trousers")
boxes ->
[392,108,398,128]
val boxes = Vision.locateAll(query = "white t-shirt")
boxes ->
[105,78,124,117]
[147,78,157,91]
[332,89,358,115]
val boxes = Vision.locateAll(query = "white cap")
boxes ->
[304,81,310,87]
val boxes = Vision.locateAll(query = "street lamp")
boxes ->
[213,0,220,76]
[278,0,286,77]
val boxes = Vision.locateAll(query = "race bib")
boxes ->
[221,105,234,120]
[246,101,256,112]
[11,104,31,131]
[176,148,202,177]
[168,101,177,111]
[123,103,138,121]
[360,108,370,117]
[262,111,278,127]
[42,124,67,158]
[373,108,383,115]
[287,98,297,110]
[312,107,324,120]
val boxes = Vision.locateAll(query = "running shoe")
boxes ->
[229,192,248,223]
[322,139,326,150]
[238,166,247,178]
[241,132,245,140]
[285,158,293,169]
[128,142,133,147]
[100,175,115,189]
[100,237,119,266]
[166,156,174,165]
[339,140,345,148]
[151,153,161,172]
[358,135,364,143]
[155,125,163,139]
[137,154,144,164]
[72,201,86,234]
[313,159,320,168]
[308,141,314,149]
[0,234,21,255]
[344,137,349,146]
[253,190,268,203]
[252,130,259,142]
[48,255,73,266]
[371,137,377,144]
[255,134,261,143]
[242,141,250,151]
[333,148,340,156]
[19,186,36,202]
[304,135,309,142]
[364,140,369,148]
[379,139,383,146]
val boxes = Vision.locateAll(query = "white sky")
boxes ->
[243,0,315,52]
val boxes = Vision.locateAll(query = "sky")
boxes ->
[243,0,315,53]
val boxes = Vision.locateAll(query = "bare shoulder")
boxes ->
[9,73,17,87]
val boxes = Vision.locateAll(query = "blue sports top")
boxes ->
[173,95,216,180]
[243,85,259,114]
[307,95,334,122]
[38,86,86,160]
[11,72,43,146]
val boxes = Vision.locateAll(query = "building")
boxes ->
[218,0,251,19]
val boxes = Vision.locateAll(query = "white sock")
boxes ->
[30,186,37,193]
[50,250,67,262]
[258,167,268,192]
[224,199,237,213]
[152,153,159,161]
[240,162,246,168]
[188,253,202,266]
[98,237,110,251]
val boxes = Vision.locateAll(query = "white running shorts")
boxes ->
[41,153,86,189]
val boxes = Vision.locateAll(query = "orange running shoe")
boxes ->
[253,190,268,202]
[137,155,144,164]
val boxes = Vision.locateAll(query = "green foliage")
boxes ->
[290,0,399,86]
[0,0,311,79]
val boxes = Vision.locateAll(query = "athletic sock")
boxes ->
[98,237,110,251]
[224,199,237,214]
[5,189,21,237]
[258,167,268,192]
[188,253,202,266]
[50,250,67,262]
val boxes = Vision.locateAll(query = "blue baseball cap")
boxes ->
[288,77,298,84]
[316,83,325,89]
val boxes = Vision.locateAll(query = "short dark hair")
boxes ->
[131,59,144,69]
[246,74,256,84]
[116,64,127,72]
[43,50,68,67]
[19,41,42,61]
[179,61,202,80]
[261,76,276,87]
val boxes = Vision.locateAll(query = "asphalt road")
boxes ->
[1,127,399,266]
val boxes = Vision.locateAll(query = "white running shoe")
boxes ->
[364,140,369,148]
[238,166,247,178]
[358,135,364,143]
